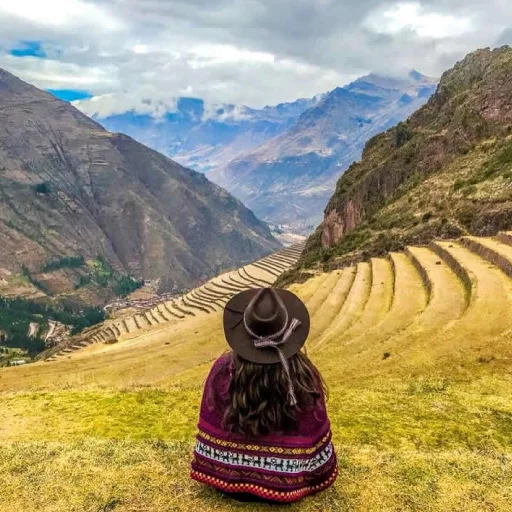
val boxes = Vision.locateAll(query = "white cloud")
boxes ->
[132,44,149,55]
[188,44,275,68]
[0,54,118,91]
[366,2,474,39]
[0,0,511,116]
[0,0,122,31]
[202,104,252,122]
[74,93,179,118]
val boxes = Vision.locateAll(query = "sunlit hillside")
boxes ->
[44,242,306,361]
[1,233,512,511]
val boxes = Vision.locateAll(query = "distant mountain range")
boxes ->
[209,71,438,233]
[91,96,322,174]
[91,72,437,234]
[0,69,280,306]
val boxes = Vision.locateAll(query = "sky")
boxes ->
[0,0,511,118]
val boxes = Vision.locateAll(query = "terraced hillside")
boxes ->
[1,233,512,511]
[45,242,306,361]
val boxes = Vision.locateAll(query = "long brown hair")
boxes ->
[223,351,326,436]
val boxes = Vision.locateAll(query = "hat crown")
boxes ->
[244,288,288,338]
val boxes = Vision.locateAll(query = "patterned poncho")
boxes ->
[190,354,337,503]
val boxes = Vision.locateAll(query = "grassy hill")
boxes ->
[1,233,511,511]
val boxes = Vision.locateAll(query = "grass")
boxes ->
[3,440,510,512]
[1,377,512,511]
[2,378,512,448]
[1,240,512,511]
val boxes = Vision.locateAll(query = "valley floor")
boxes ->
[1,236,512,511]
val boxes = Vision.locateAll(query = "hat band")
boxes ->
[251,318,302,406]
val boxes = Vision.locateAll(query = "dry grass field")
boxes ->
[1,236,512,511]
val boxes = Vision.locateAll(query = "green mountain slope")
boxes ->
[299,47,512,270]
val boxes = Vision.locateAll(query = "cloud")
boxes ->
[365,3,474,39]
[73,92,179,118]
[0,0,511,116]
[0,53,119,91]
[0,0,122,32]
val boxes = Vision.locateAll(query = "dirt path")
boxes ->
[28,323,38,338]
[45,321,56,341]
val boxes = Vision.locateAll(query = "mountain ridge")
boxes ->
[209,71,438,233]
[85,95,321,175]
[0,68,280,306]
[293,46,512,273]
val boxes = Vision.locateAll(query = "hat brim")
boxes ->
[223,288,310,364]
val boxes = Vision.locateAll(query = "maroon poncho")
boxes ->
[190,354,337,502]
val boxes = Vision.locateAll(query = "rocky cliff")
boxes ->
[305,47,512,269]
[0,69,280,306]
[209,72,437,233]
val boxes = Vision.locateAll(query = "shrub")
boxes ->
[113,276,144,297]
[70,308,106,336]
[373,232,404,254]
[422,212,433,223]
[394,122,414,148]
[21,265,49,294]
[320,249,333,263]
[495,141,512,166]
[74,274,91,289]
[332,229,372,257]
[457,209,476,228]
[453,179,465,191]
[33,182,52,195]
[42,256,86,273]
[462,185,477,197]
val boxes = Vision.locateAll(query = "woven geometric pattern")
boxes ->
[195,439,334,473]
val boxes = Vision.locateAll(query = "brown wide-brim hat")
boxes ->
[223,287,310,364]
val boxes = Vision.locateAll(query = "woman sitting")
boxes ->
[191,287,337,503]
